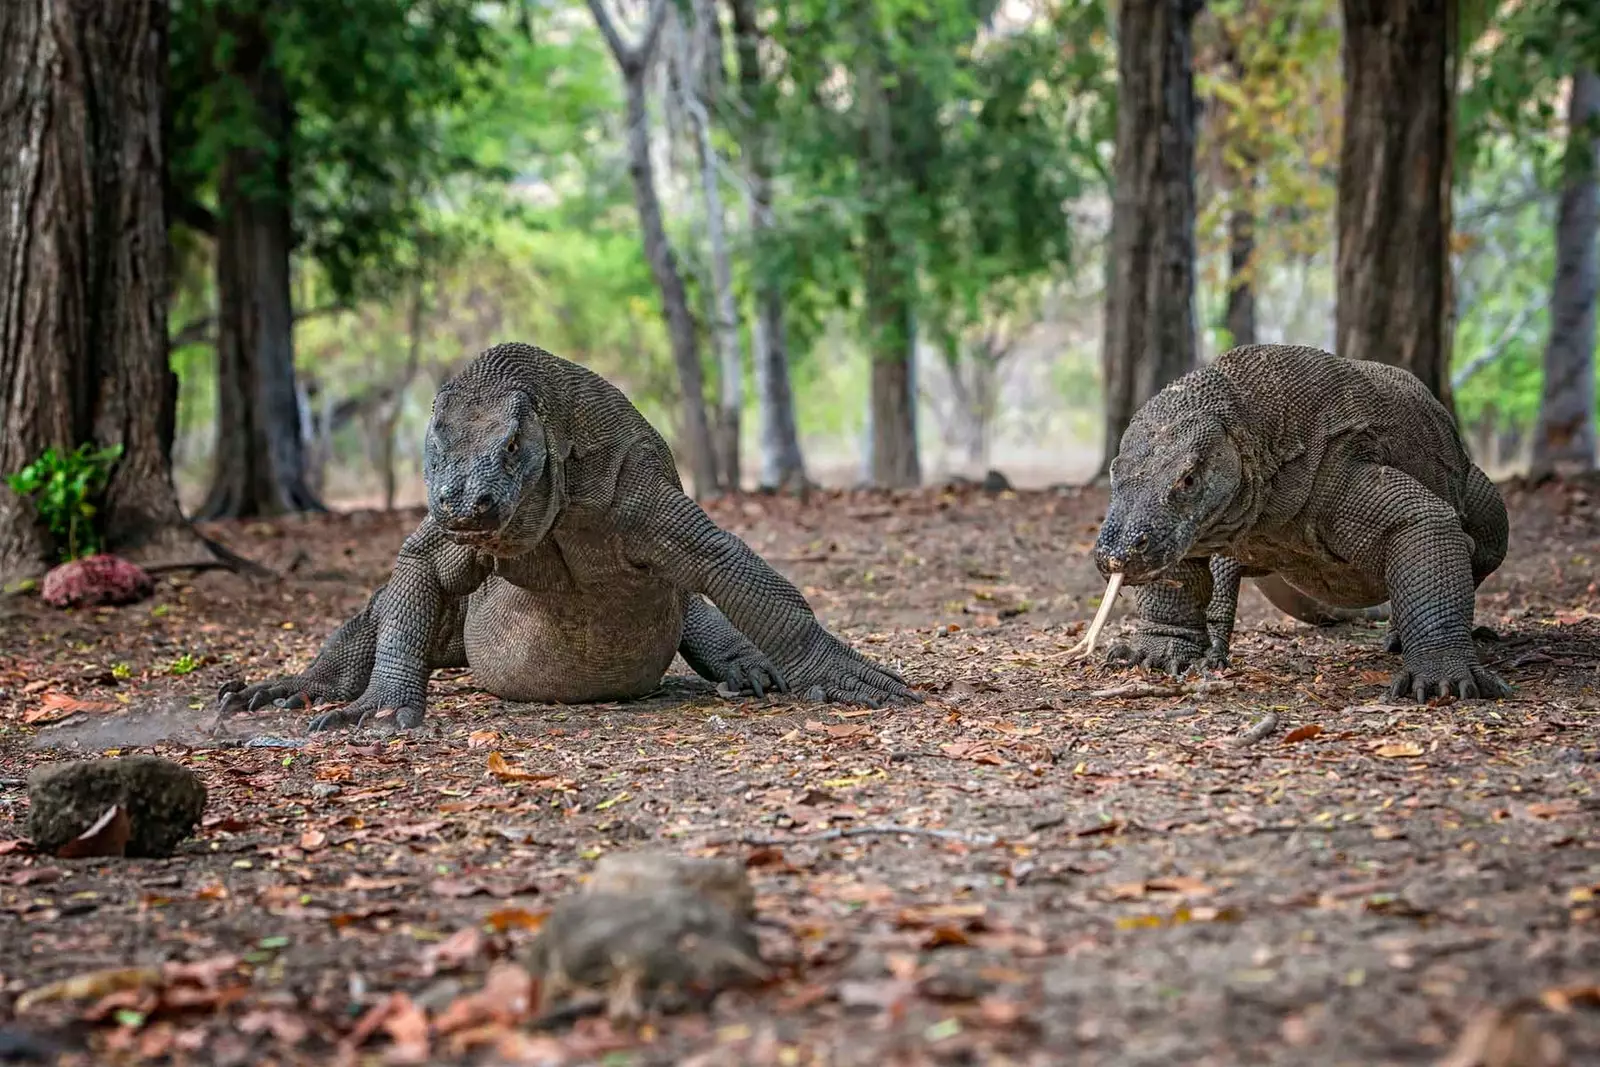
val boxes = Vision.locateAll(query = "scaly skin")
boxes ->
[221,342,915,732]
[1092,343,1510,702]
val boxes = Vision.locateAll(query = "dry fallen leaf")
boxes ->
[485,751,554,783]
[24,691,117,725]
[434,963,534,1035]
[55,805,131,859]
[940,740,1007,766]
[299,829,327,851]
[1282,724,1323,744]
[1373,741,1424,759]
[16,967,163,1013]
[423,927,485,975]
[1438,1006,1562,1067]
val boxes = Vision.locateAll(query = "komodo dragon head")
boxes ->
[421,377,566,557]
[1092,397,1243,585]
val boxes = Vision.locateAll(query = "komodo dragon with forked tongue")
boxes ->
[1085,343,1510,703]
[220,342,916,731]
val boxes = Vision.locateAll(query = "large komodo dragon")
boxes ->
[221,342,915,731]
[1087,343,1510,703]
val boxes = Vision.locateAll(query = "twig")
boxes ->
[0,778,27,789]
[1231,711,1281,748]
[1091,680,1182,699]
[736,824,997,847]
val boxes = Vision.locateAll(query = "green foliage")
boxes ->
[170,0,504,301]
[5,444,125,562]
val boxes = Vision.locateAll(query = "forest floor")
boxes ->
[0,478,1597,1067]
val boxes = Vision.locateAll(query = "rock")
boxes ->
[586,851,754,918]
[39,555,153,609]
[27,756,206,858]
[981,469,1013,493]
[527,849,766,1022]
[526,887,767,1023]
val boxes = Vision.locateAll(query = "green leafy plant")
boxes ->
[4,443,124,562]
[168,653,201,676]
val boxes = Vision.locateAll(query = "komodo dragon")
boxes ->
[220,342,915,731]
[1086,343,1510,702]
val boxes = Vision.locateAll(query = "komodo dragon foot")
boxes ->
[1105,625,1220,677]
[1385,653,1512,703]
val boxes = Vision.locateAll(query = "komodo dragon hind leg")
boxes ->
[1107,558,1214,677]
[677,595,788,697]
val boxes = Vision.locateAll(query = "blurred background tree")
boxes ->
[4,0,1597,565]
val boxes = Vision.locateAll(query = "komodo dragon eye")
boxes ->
[504,433,519,455]
[1174,472,1197,493]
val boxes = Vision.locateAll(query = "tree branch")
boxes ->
[168,303,351,351]
[1451,295,1550,391]
[585,0,671,75]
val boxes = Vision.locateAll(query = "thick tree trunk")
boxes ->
[0,0,210,583]
[1532,69,1599,474]
[196,8,321,519]
[1336,0,1457,406]
[1099,0,1204,472]
[729,0,807,491]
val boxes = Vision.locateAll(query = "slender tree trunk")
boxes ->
[682,9,743,492]
[196,7,321,519]
[1336,0,1457,407]
[729,0,807,490]
[380,274,427,511]
[1099,0,1204,473]
[858,49,920,488]
[1532,69,1599,474]
[1224,164,1258,348]
[588,0,719,497]
[0,0,213,583]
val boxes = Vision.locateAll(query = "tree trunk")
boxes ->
[858,50,920,489]
[588,0,719,497]
[682,4,743,493]
[380,273,427,511]
[1224,176,1258,348]
[195,7,321,519]
[1532,69,1599,474]
[1336,0,1457,407]
[0,0,212,583]
[729,0,807,491]
[1099,0,1204,473]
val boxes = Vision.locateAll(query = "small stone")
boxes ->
[310,783,342,800]
[39,555,153,609]
[27,756,206,858]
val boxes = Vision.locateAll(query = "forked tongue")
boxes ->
[1067,571,1123,659]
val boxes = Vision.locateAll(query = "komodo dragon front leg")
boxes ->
[222,519,490,730]
[1108,557,1217,676]
[1325,465,1510,701]
[618,452,915,706]
[678,595,788,697]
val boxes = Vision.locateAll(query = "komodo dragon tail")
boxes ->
[1251,574,1391,626]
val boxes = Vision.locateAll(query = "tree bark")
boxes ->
[1099,0,1204,473]
[729,0,807,491]
[683,0,743,492]
[1532,69,1599,474]
[0,0,213,583]
[588,0,719,497]
[1224,152,1258,348]
[858,44,920,488]
[195,5,321,519]
[1336,0,1457,406]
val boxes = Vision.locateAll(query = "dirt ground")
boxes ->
[0,477,1596,1066]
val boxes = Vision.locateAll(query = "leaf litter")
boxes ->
[0,480,1597,1064]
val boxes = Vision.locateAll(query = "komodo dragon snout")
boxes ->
[423,383,563,556]
[1093,413,1241,585]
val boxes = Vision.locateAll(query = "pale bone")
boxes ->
[1066,572,1123,660]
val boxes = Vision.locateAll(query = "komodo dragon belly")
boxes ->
[462,576,684,703]
[1231,541,1388,611]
